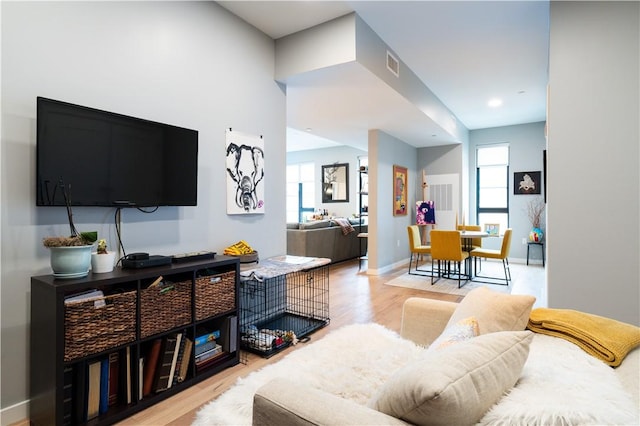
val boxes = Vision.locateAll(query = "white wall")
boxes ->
[469,122,547,261]
[1,1,286,420]
[275,13,357,82]
[355,15,467,143]
[368,129,418,273]
[548,1,639,325]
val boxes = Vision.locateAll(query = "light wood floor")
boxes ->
[115,259,463,426]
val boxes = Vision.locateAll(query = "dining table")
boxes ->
[459,230,491,250]
[459,230,494,278]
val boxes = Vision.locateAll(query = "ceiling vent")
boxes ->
[386,50,399,77]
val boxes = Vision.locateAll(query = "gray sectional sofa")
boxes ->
[286,218,367,263]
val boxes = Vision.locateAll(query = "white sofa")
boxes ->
[251,289,640,426]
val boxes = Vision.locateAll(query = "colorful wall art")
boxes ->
[416,200,436,225]
[393,165,408,216]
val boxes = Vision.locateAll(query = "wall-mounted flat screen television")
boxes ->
[36,97,198,207]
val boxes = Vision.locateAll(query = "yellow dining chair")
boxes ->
[470,228,512,285]
[457,224,483,250]
[430,229,470,288]
[407,225,432,276]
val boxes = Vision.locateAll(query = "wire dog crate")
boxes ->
[239,262,330,357]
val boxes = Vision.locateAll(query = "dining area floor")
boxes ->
[391,255,546,309]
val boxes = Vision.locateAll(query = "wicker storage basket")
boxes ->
[195,271,236,320]
[140,280,192,338]
[64,291,137,361]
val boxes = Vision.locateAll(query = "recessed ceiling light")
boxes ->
[305,128,312,132]
[488,98,503,108]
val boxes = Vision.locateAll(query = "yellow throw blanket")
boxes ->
[527,308,640,367]
[223,240,255,256]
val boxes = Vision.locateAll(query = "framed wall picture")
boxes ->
[416,200,436,224]
[321,163,349,203]
[393,165,408,216]
[225,129,265,214]
[514,171,541,195]
[485,223,500,236]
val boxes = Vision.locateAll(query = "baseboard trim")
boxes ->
[1,399,28,426]
[367,258,408,275]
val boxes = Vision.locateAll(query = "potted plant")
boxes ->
[42,182,97,278]
[91,239,117,273]
[43,232,97,278]
[526,197,545,242]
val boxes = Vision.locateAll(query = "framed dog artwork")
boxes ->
[225,129,265,214]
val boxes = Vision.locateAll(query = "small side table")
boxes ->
[527,242,545,266]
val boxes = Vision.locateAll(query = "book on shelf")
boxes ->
[138,358,144,401]
[176,337,193,384]
[153,333,179,393]
[167,332,183,388]
[195,329,220,347]
[99,358,109,415]
[75,351,121,422]
[194,339,217,356]
[124,347,132,404]
[142,339,162,396]
[108,351,119,407]
[86,360,102,420]
[222,315,238,353]
[195,344,222,365]
[195,349,227,372]
[229,315,238,353]
[172,333,187,386]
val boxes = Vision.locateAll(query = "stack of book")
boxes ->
[141,331,193,398]
[195,329,225,371]
[172,334,193,387]
[68,350,123,423]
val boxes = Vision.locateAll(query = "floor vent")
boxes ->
[386,50,399,77]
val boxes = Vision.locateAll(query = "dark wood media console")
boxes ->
[30,256,240,426]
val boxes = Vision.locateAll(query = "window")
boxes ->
[476,145,509,233]
[286,163,315,223]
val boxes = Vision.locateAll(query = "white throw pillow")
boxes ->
[369,331,533,426]
[447,286,536,334]
[428,316,479,350]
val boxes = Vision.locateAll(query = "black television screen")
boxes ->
[36,97,198,207]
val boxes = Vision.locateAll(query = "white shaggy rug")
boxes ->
[193,324,421,425]
[480,334,638,425]
[193,324,638,426]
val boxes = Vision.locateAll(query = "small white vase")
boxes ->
[91,252,116,273]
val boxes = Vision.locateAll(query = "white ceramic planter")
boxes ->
[49,246,93,279]
[91,252,116,274]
